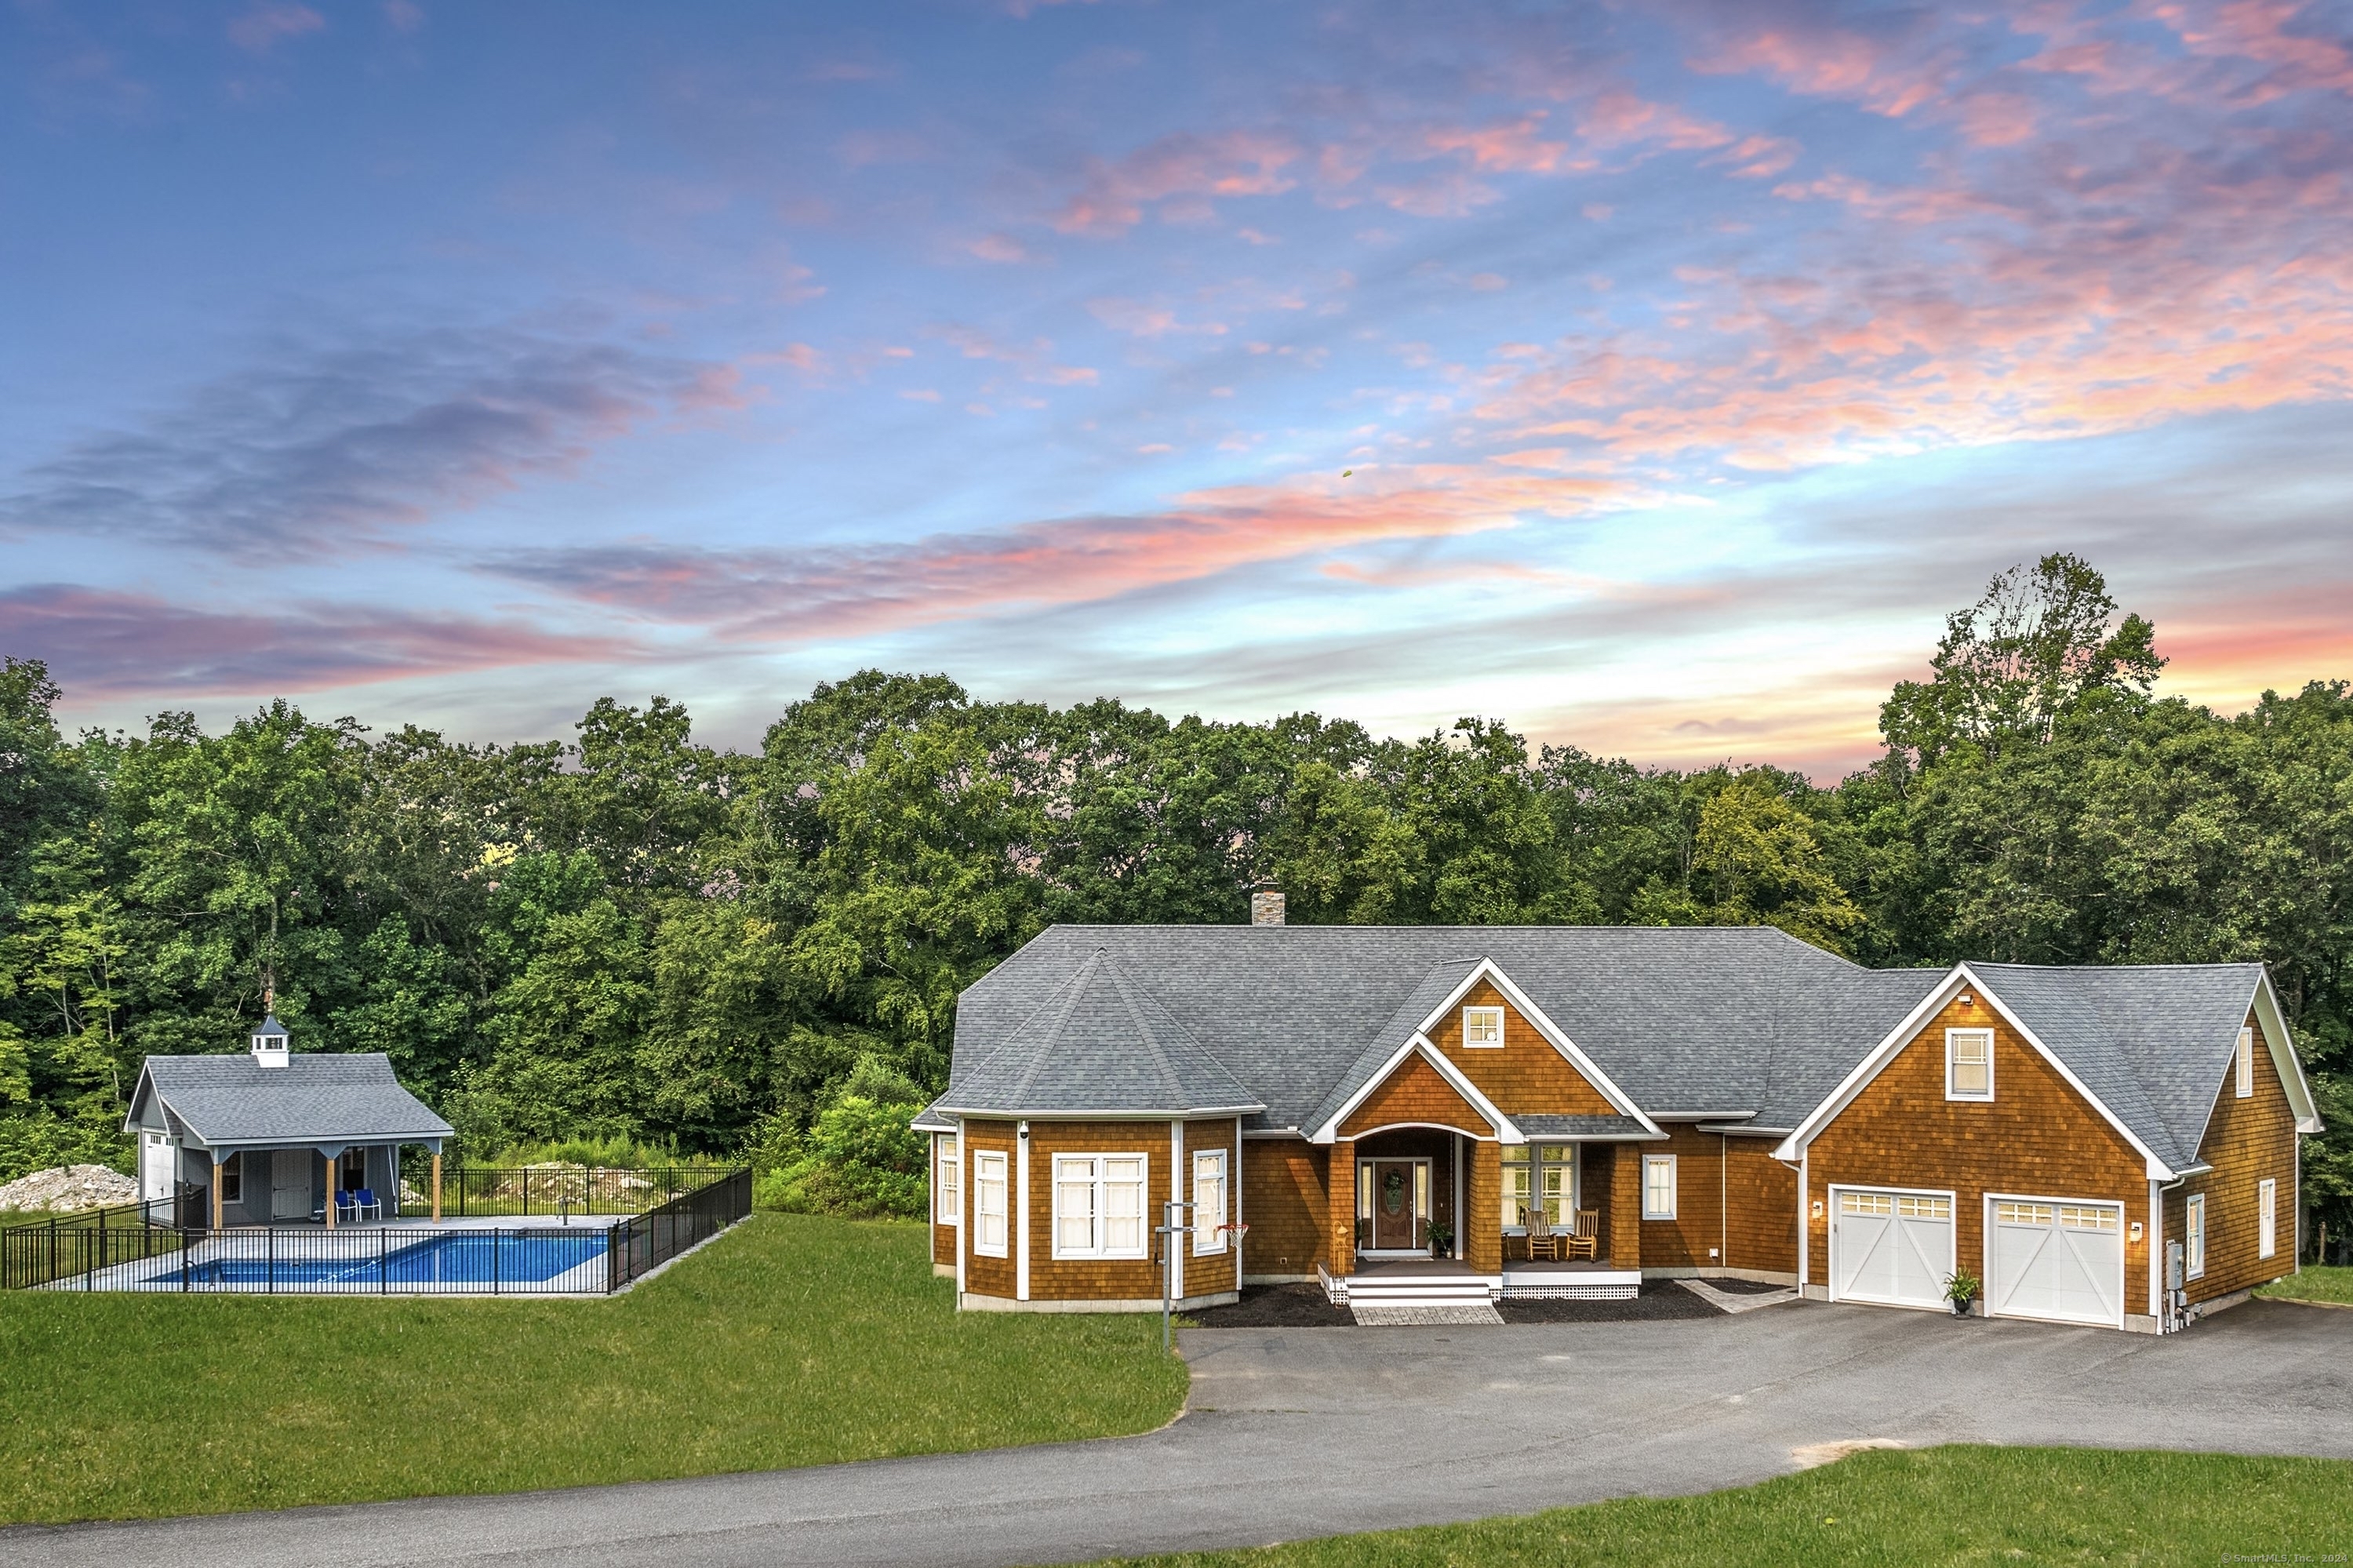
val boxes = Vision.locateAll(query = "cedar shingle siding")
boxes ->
[1804,995,2151,1308]
[2166,1010,2299,1308]
[1431,981,1620,1116]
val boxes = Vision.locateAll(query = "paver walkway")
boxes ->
[9,1299,2350,1568]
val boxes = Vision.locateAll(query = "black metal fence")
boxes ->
[0,1189,198,1291]
[607,1166,754,1290]
[435,1165,738,1220]
[2,1168,752,1294]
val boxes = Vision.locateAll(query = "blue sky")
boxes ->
[5,0,2351,773]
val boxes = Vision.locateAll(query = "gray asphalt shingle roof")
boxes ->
[1515,1114,1658,1139]
[947,925,1944,1133]
[129,1053,454,1148]
[936,927,2294,1174]
[1965,961,2268,1173]
[936,947,1264,1118]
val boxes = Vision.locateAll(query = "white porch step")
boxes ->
[1352,1301,1504,1326]
[1341,1278,1497,1305]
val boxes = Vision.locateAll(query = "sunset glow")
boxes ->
[5,1,2349,772]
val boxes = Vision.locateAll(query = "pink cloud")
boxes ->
[0,586,631,698]
[491,465,1638,643]
[1050,130,1302,235]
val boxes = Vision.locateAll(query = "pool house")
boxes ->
[126,1014,455,1227]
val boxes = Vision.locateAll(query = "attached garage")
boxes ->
[1829,1187,1953,1310]
[1985,1197,2124,1328]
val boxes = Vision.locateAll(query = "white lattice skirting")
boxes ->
[1500,1282,1639,1301]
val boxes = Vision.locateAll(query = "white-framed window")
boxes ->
[973,1150,1009,1258]
[935,1134,960,1225]
[1053,1153,1148,1260]
[2186,1192,2206,1279]
[1501,1144,1531,1229]
[2237,1027,2255,1099]
[1463,1006,1504,1048]
[218,1151,242,1204]
[1500,1145,1576,1231]
[1192,1148,1229,1256]
[2259,1177,2277,1260]
[1642,1154,1677,1221]
[1946,1028,1995,1101]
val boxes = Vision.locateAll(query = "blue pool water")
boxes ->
[189,1229,609,1288]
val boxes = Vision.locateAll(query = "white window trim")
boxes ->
[1192,1148,1229,1257]
[1462,1005,1505,1049]
[973,1150,1009,1258]
[935,1134,961,1226]
[1051,1151,1151,1262]
[2258,1177,2277,1260]
[1945,1027,1995,1103]
[2236,1027,2255,1099]
[2186,1192,2206,1279]
[1642,1153,1677,1221]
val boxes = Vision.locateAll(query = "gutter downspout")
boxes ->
[2155,1171,2191,1332]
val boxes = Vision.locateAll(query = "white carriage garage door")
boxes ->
[1831,1188,1954,1310]
[1987,1199,2124,1327]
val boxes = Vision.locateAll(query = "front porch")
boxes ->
[1327,1128,1650,1297]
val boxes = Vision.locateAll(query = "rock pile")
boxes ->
[0,1163,139,1213]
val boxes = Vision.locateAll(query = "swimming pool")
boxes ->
[173,1228,611,1290]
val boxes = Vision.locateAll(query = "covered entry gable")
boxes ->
[1307,957,1660,1144]
[1335,1042,1510,1142]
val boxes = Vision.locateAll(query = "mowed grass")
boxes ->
[1102,1446,2353,1568]
[0,1213,1186,1524]
[2259,1264,2353,1307]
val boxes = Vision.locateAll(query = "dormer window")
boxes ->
[1464,1006,1504,1048]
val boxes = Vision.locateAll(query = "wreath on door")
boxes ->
[1382,1169,1406,1215]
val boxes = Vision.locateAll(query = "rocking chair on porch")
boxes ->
[1525,1207,1564,1262]
[1564,1208,1601,1262]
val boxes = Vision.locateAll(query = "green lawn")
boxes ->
[1100,1446,2353,1567]
[2259,1265,2353,1307]
[0,1213,1186,1525]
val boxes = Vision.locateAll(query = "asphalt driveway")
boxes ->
[12,1298,2352,1568]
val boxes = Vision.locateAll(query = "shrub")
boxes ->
[753,1097,927,1220]
[0,1111,133,1185]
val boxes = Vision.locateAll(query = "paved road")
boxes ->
[12,1299,2351,1567]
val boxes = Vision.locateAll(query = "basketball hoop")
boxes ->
[1218,1222,1250,1243]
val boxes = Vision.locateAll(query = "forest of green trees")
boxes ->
[1,556,2346,1250]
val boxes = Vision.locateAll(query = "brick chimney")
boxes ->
[1249,886,1286,926]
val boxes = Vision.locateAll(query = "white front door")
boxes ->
[140,1133,174,1202]
[271,1150,312,1220]
[1830,1187,1954,1309]
[1987,1198,2125,1327]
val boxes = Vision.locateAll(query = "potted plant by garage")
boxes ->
[1943,1269,1981,1318]
[1427,1220,1455,1260]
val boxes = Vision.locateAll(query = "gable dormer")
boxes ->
[1430,971,1625,1121]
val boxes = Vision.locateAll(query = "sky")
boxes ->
[4,0,2351,777]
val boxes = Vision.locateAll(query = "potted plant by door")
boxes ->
[1427,1220,1454,1261]
[1943,1269,1981,1318]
